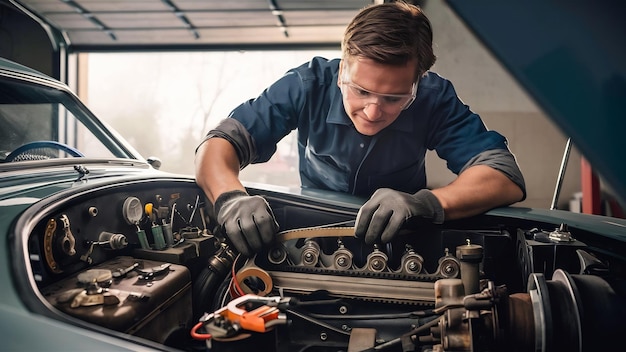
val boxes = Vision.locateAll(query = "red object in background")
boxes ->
[581,157,601,215]
[581,157,624,218]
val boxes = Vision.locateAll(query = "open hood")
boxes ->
[445,0,626,205]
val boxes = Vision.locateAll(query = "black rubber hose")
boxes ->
[192,266,227,321]
[192,245,237,321]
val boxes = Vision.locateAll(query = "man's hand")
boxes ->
[214,190,279,257]
[355,188,444,245]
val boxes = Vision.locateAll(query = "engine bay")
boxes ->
[21,179,626,351]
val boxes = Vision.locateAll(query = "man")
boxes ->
[195,1,525,257]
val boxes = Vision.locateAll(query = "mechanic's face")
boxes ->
[338,57,417,136]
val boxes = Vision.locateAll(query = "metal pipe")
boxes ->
[550,138,572,210]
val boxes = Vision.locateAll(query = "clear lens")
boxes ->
[340,73,417,114]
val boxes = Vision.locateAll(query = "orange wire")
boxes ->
[190,322,212,340]
[231,253,246,297]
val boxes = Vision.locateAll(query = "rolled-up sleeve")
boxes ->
[462,149,527,200]
[199,118,256,169]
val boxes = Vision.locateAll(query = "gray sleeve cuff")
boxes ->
[461,149,527,200]
[196,118,257,169]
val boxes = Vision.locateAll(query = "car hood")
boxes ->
[445,0,626,205]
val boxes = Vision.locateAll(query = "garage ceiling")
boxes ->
[13,0,378,51]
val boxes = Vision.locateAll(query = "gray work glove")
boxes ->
[355,188,444,245]
[214,190,279,257]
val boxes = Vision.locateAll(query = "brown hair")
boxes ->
[342,1,436,80]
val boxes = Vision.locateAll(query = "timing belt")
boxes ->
[276,226,356,242]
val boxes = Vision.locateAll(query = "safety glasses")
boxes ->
[339,65,417,113]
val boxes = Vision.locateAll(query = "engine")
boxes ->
[22,180,626,352]
[195,225,626,352]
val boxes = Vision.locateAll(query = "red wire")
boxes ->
[231,253,246,297]
[190,322,212,340]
